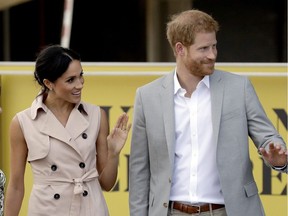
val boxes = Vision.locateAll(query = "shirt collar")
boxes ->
[173,69,210,95]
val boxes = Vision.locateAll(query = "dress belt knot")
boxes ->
[73,178,84,194]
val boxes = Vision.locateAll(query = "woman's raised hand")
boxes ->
[107,113,131,156]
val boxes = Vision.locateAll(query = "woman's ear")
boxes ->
[43,79,53,91]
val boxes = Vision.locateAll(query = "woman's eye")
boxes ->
[67,78,74,83]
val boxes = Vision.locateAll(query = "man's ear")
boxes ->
[175,42,184,55]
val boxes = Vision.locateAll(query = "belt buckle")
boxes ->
[192,204,201,215]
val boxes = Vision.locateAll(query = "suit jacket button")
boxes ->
[54,193,60,199]
[79,162,85,169]
[51,164,57,171]
[82,133,88,139]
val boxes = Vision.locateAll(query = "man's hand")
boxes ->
[259,143,288,167]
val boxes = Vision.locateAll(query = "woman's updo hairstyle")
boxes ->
[34,44,81,95]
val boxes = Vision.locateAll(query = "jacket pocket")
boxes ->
[244,181,258,197]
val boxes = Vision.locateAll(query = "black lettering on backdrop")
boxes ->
[125,154,130,192]
[100,106,132,192]
[101,106,112,120]
[273,108,287,130]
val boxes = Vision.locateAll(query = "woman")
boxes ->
[4,44,131,216]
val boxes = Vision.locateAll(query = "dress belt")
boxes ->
[34,168,99,216]
[169,201,225,214]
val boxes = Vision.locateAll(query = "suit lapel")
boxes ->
[210,70,224,145]
[159,70,224,167]
[160,72,175,166]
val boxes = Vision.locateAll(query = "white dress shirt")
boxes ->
[169,71,224,205]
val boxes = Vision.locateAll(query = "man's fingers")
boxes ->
[259,148,268,157]
[269,143,275,150]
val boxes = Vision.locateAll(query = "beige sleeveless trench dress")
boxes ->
[17,96,109,216]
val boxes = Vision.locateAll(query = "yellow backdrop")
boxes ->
[0,63,287,216]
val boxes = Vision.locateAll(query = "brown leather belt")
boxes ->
[169,201,225,214]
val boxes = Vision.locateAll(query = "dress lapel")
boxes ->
[39,110,72,144]
[65,108,89,140]
[38,107,89,156]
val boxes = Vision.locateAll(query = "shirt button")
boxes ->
[82,133,88,139]
[54,193,60,200]
[163,203,168,208]
[79,162,85,169]
[51,164,57,171]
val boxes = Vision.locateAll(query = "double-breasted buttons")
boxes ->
[82,133,88,139]
[54,193,60,200]
[51,164,57,171]
[79,162,85,169]
[83,190,88,197]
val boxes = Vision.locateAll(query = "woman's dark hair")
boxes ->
[34,44,81,95]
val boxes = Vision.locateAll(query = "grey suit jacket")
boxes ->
[129,70,286,216]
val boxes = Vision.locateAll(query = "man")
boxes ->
[129,9,287,216]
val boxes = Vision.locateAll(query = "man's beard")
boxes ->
[185,58,215,76]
